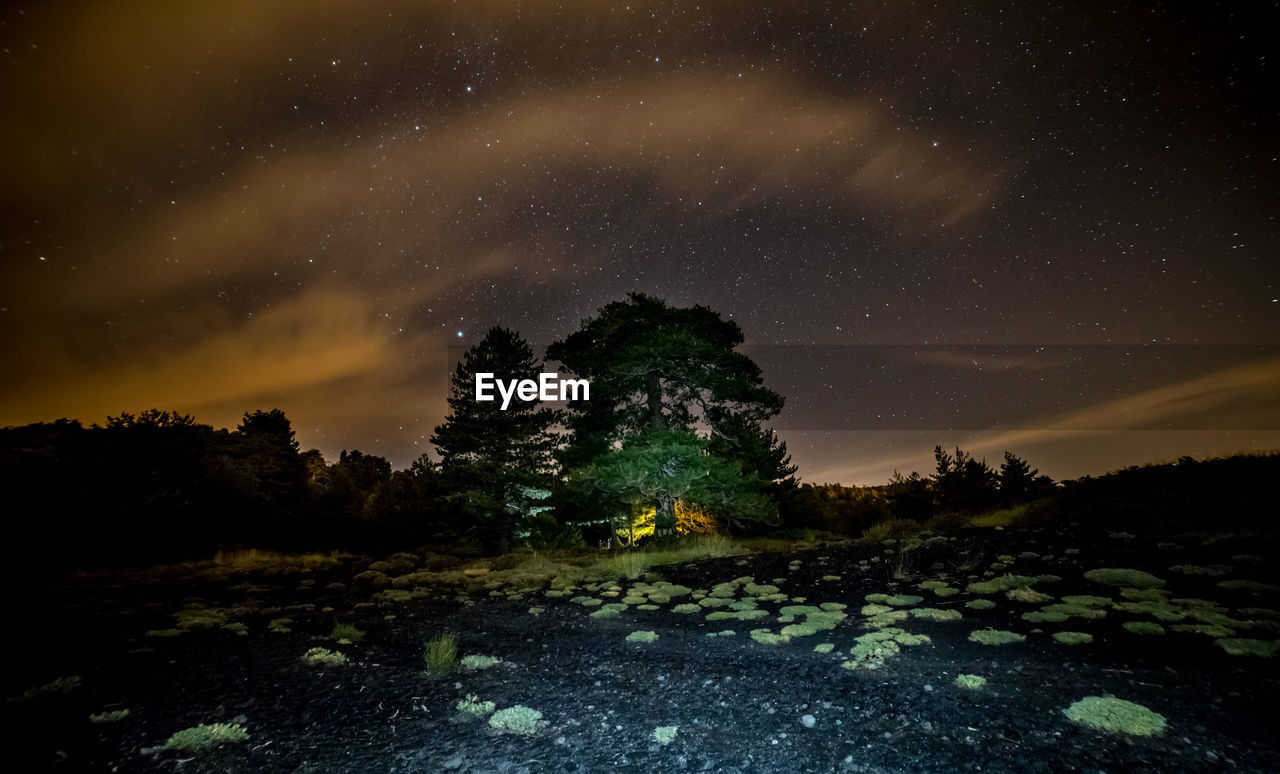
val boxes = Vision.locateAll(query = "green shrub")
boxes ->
[880,594,923,607]
[965,599,996,610]
[1062,696,1166,736]
[968,629,1025,645]
[706,609,769,622]
[909,608,962,622]
[954,674,987,690]
[966,575,1042,595]
[456,693,496,717]
[1217,579,1280,594]
[813,643,834,653]
[1022,611,1070,623]
[163,722,250,752]
[489,705,542,735]
[423,633,458,675]
[1122,621,1165,635]
[750,629,790,645]
[330,623,365,643]
[267,617,293,633]
[1006,588,1053,604]
[146,628,185,638]
[672,603,701,614]
[626,630,659,643]
[1215,638,1278,657]
[1052,631,1093,645]
[653,725,679,745]
[1083,568,1166,589]
[16,675,81,702]
[89,709,130,724]
[1040,602,1107,620]
[303,647,348,666]
[1059,595,1111,608]
[460,654,501,670]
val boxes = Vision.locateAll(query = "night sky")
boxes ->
[2,1,1278,484]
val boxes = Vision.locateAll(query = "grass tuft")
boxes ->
[163,722,249,752]
[330,623,365,643]
[303,647,348,666]
[423,633,458,675]
[89,709,130,723]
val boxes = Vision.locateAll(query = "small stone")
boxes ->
[801,714,816,728]
[923,684,933,692]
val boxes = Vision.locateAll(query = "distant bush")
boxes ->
[954,674,987,690]
[652,725,679,745]
[89,709,130,724]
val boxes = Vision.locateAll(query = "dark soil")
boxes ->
[7,521,1280,773]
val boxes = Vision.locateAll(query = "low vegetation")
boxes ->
[303,647,348,666]
[488,705,543,735]
[1062,696,1166,736]
[162,722,250,752]
[423,633,458,675]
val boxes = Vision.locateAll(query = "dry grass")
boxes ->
[969,504,1031,529]
[859,519,924,543]
[208,549,343,572]
[589,534,743,580]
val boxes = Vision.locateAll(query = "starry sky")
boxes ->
[1,1,1278,484]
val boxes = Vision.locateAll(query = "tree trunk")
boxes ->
[655,492,676,537]
[647,373,664,430]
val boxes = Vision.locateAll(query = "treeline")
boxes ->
[17,291,1259,571]
[2,294,798,569]
[0,410,432,569]
[779,445,1057,536]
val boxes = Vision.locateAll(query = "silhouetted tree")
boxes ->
[229,409,309,539]
[431,326,559,552]
[933,445,999,511]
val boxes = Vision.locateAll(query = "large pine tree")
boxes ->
[548,294,787,535]
[430,326,559,552]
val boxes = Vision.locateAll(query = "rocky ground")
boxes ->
[6,519,1280,773]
